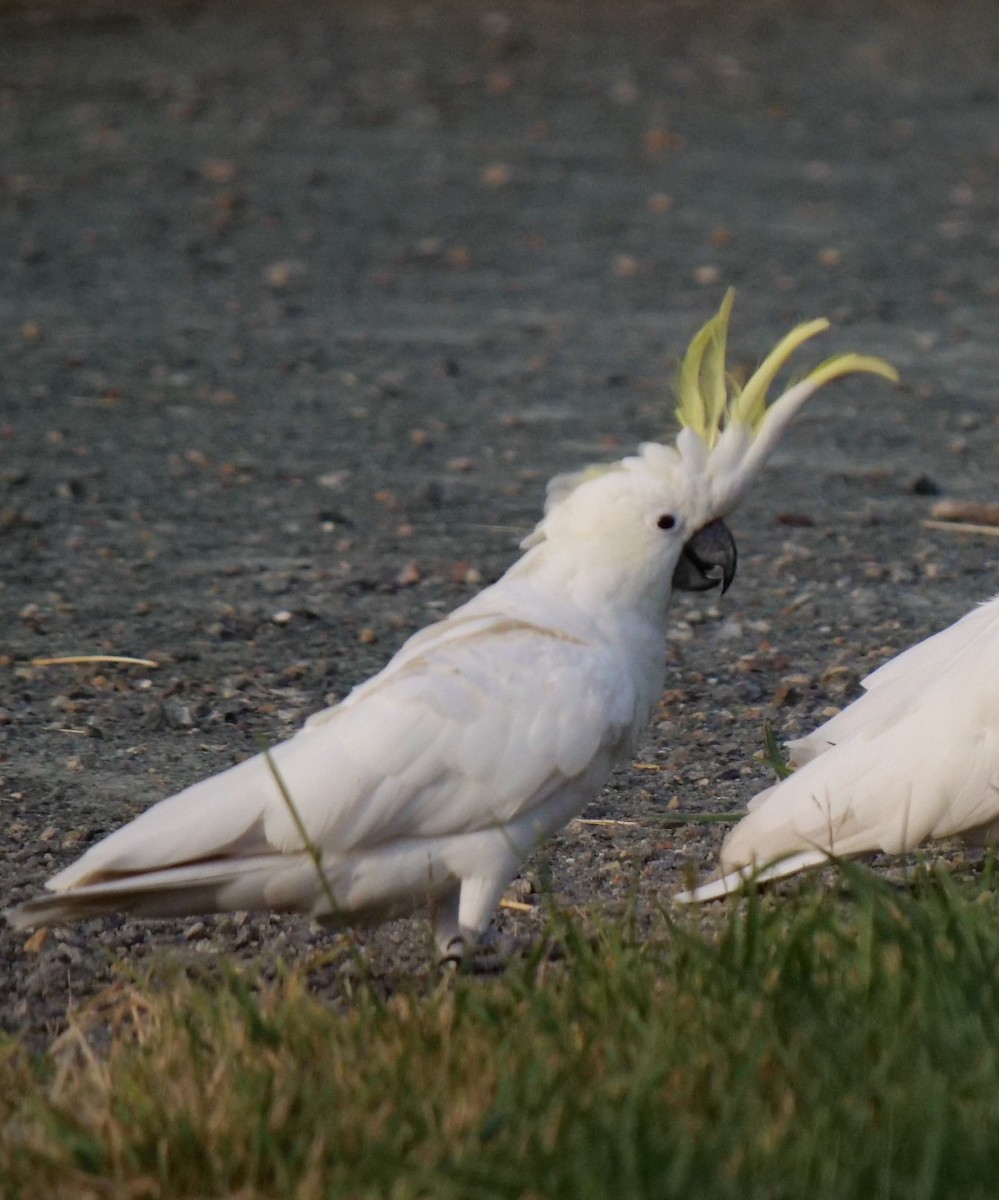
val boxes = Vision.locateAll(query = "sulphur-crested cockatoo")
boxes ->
[7,293,895,957]
[676,595,999,904]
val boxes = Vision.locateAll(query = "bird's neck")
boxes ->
[499,541,674,644]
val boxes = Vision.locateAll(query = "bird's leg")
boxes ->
[435,876,518,969]
[454,875,509,966]
[432,887,464,964]
[459,875,507,941]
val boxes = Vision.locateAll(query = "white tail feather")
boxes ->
[673,850,833,904]
[6,855,312,927]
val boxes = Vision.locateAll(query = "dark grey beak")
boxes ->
[672,518,737,594]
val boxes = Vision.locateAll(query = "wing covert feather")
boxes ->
[788,598,999,768]
[272,623,638,849]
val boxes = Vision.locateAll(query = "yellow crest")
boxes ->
[675,289,899,447]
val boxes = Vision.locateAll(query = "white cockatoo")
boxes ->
[7,293,896,957]
[676,595,999,904]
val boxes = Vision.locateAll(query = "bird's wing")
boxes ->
[276,618,640,849]
[717,597,999,878]
[49,616,639,891]
[784,597,999,771]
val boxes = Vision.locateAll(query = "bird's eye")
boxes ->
[657,514,676,530]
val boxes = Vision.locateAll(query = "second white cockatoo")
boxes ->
[7,293,896,957]
[676,595,999,905]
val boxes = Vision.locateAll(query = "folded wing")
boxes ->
[678,596,999,902]
[32,615,638,914]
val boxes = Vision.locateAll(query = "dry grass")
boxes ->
[4,864,999,1198]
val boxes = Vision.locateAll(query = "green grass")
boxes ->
[5,864,999,1199]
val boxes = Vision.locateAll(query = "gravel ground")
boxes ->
[1,0,998,1042]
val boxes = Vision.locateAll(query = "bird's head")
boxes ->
[521,291,898,603]
[519,445,738,604]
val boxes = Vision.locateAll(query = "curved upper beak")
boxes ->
[672,518,737,594]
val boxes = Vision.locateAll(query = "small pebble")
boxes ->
[396,561,422,586]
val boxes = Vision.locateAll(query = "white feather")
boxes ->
[676,596,999,903]
[8,458,695,954]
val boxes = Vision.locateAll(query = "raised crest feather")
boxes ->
[524,292,899,548]
[675,289,899,447]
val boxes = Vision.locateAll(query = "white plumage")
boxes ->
[8,455,723,957]
[7,295,896,956]
[676,596,999,904]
